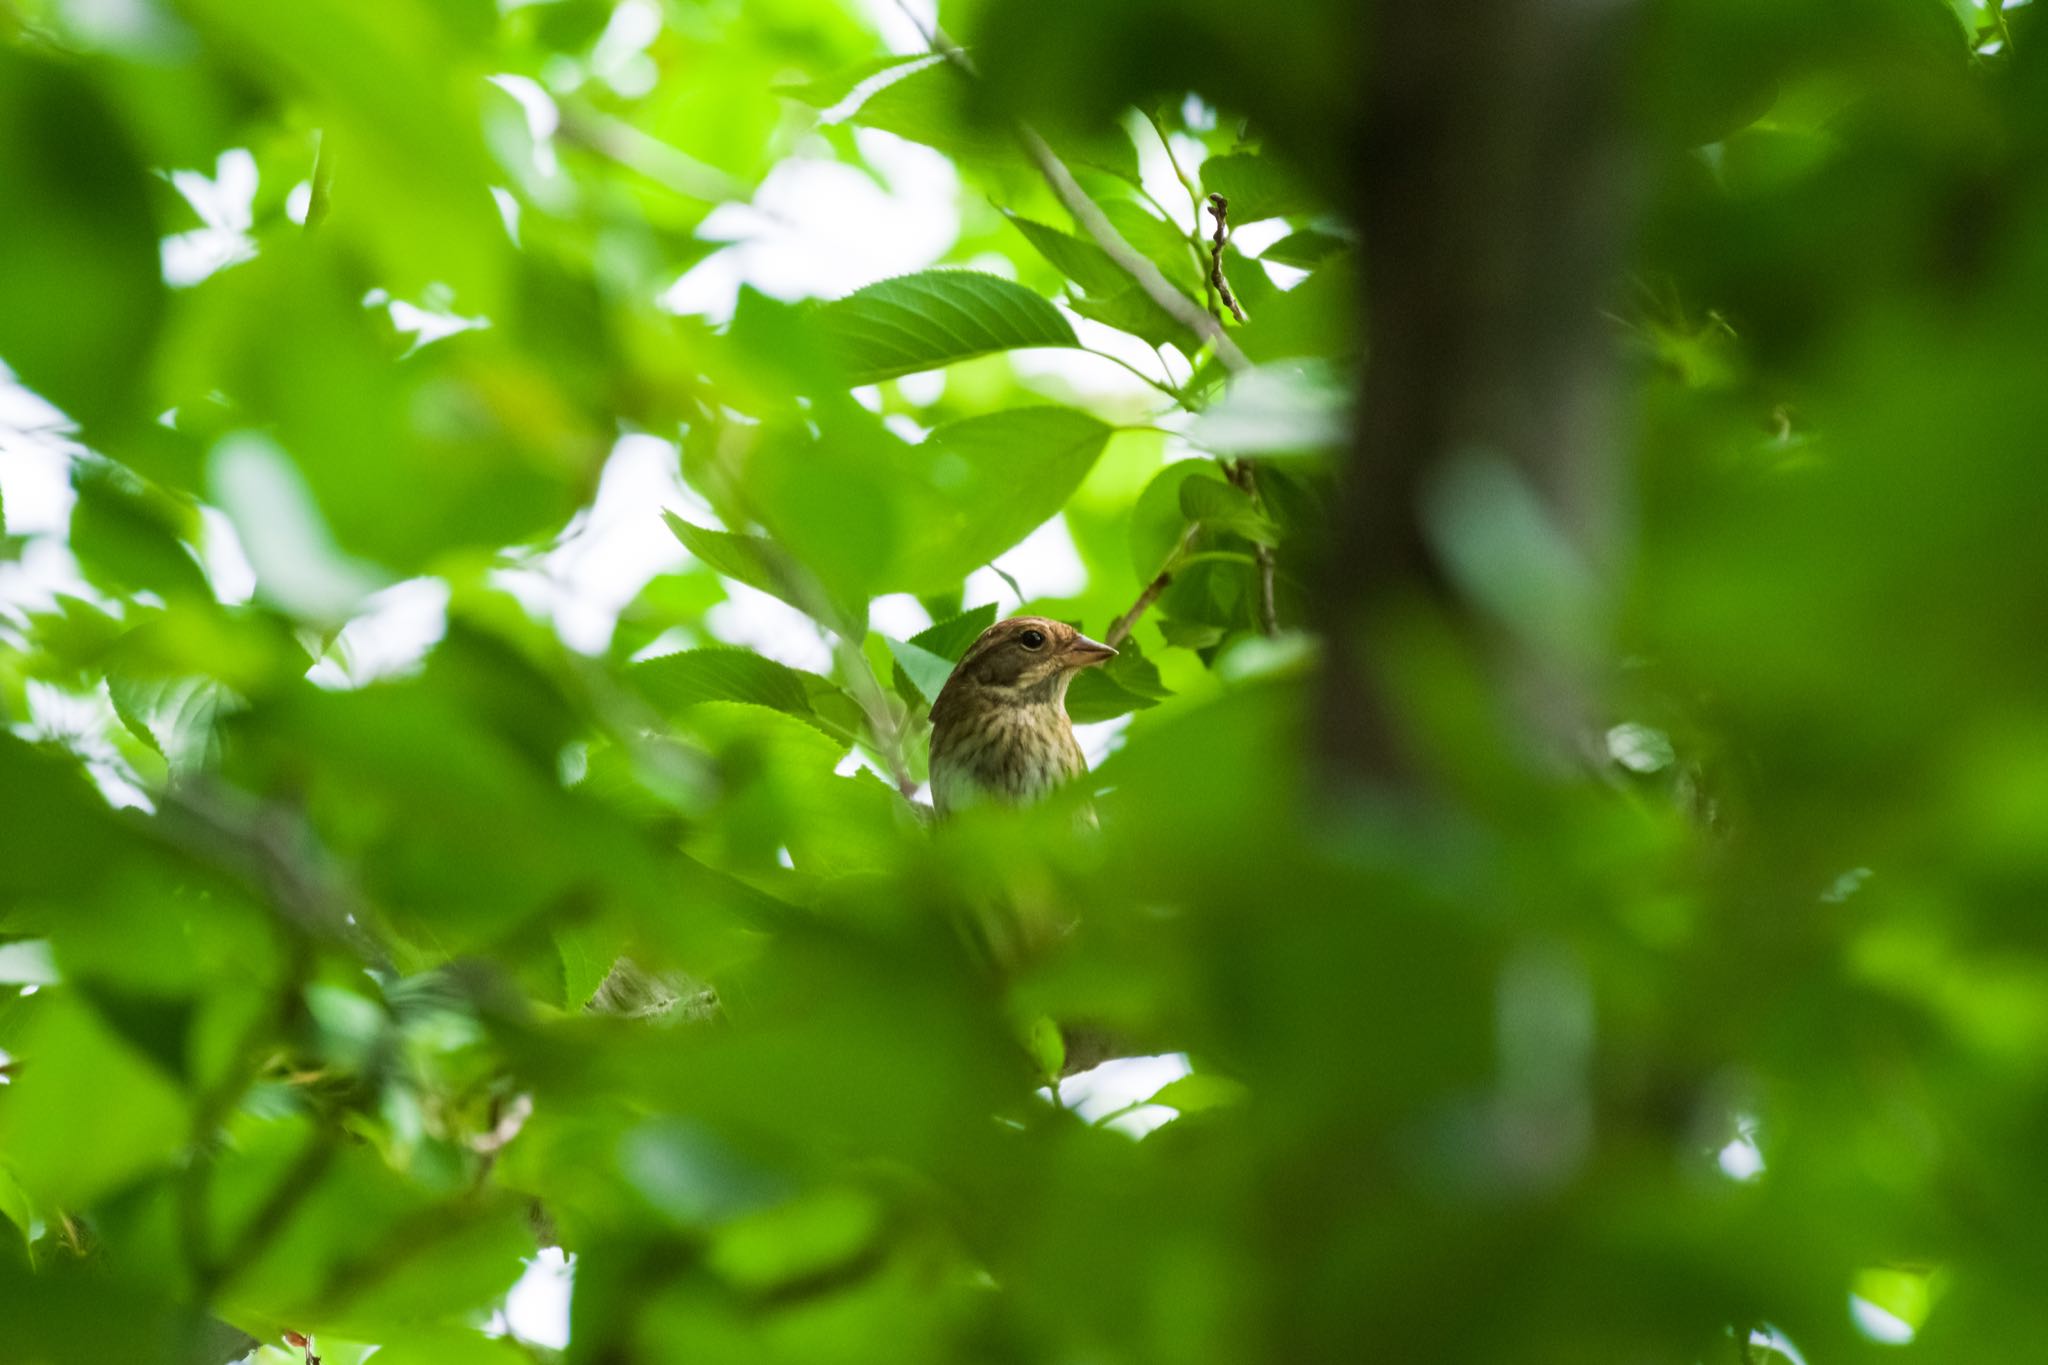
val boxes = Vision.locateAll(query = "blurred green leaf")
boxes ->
[1199,152,1316,224]
[664,512,864,641]
[1257,228,1352,270]
[0,48,164,431]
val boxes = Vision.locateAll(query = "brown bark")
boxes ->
[1317,1,1639,785]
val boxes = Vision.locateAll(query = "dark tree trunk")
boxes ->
[1317,0,1640,786]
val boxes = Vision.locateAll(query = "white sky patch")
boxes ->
[1053,1053,1192,1138]
[0,366,76,455]
[1851,1296,1915,1345]
[0,439,75,534]
[502,434,692,654]
[660,130,959,322]
[489,74,563,179]
[306,577,451,690]
[1751,1325,1809,1363]
[868,593,932,640]
[966,514,1087,608]
[591,0,661,97]
[196,505,256,605]
[1012,308,1177,406]
[1717,1130,1764,1182]
[705,581,834,673]
[1228,218,1290,256]
[209,432,385,625]
[498,1247,574,1350]
[0,437,88,620]
[491,186,524,246]
[1073,714,1131,770]
[162,148,258,288]
[20,680,152,810]
[895,369,945,406]
[364,286,491,353]
[857,0,938,54]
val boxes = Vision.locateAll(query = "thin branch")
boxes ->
[557,110,748,204]
[1206,194,1248,324]
[1106,526,1199,647]
[893,2,1250,376]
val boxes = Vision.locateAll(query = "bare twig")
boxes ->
[893,2,1250,376]
[1206,194,1248,324]
[1106,526,1199,647]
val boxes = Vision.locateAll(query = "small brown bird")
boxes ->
[928,616,1116,818]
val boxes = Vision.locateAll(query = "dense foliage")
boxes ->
[3,0,2046,1361]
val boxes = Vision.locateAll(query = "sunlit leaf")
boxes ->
[812,271,1080,384]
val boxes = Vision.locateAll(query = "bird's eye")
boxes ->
[1018,629,1046,650]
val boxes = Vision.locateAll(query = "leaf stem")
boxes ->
[835,637,920,799]
[1144,109,1220,313]
[1079,345,1183,403]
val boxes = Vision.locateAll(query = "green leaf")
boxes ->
[1185,361,1349,459]
[631,647,816,717]
[1067,633,1171,723]
[1029,1016,1067,1081]
[1201,152,1316,224]
[0,50,165,432]
[845,60,1011,164]
[1068,288,1201,352]
[105,670,230,773]
[885,635,958,708]
[1147,1071,1248,1113]
[1099,198,1203,291]
[0,941,58,986]
[0,1164,33,1251]
[0,996,190,1207]
[887,407,1115,592]
[69,465,209,602]
[1004,211,1135,298]
[776,53,934,109]
[663,512,865,641]
[1258,228,1352,270]
[363,1331,534,1365]
[1129,461,1216,580]
[912,602,1000,662]
[891,602,998,706]
[811,271,1080,384]
[1158,619,1227,651]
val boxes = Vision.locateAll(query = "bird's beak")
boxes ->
[1066,634,1118,668]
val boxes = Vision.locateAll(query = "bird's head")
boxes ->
[936,616,1116,710]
